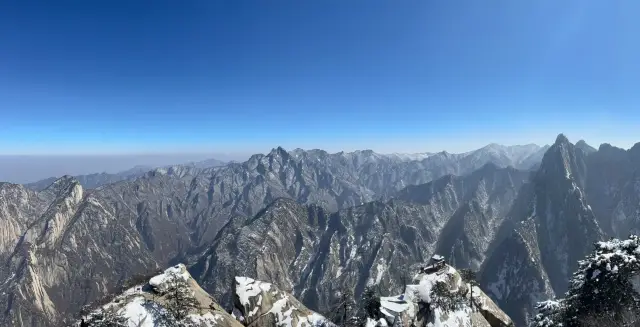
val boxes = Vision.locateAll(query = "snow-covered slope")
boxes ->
[376,261,513,327]
[233,276,334,327]
[79,264,242,327]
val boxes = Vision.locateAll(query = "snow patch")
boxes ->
[149,264,190,292]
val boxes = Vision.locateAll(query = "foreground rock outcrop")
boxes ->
[377,259,513,327]
[77,264,334,327]
[78,264,242,327]
[233,276,334,327]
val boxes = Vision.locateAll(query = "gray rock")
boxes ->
[480,134,607,326]
[233,276,333,327]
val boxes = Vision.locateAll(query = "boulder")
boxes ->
[233,276,334,327]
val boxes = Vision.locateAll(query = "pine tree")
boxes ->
[458,268,479,311]
[330,288,358,327]
[431,281,465,313]
[533,235,640,327]
[361,286,382,321]
[83,307,128,327]
[163,271,201,321]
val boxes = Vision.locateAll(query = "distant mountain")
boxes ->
[575,139,597,154]
[186,158,228,169]
[24,159,227,191]
[384,152,434,161]
[585,142,640,237]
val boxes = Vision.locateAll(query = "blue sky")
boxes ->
[1,0,639,155]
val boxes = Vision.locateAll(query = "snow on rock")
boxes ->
[378,262,513,327]
[234,276,334,327]
[235,276,272,307]
[366,317,389,327]
[148,263,191,293]
[118,296,154,327]
[188,312,226,326]
[80,263,242,327]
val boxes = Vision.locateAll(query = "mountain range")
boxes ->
[1,138,638,326]
[24,158,229,191]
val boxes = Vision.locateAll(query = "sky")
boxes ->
[1,0,639,159]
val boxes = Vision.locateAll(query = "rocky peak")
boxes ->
[39,175,82,201]
[378,260,514,327]
[233,276,334,327]
[77,263,242,327]
[594,142,627,161]
[575,140,596,154]
[269,146,291,160]
[554,133,569,145]
[538,133,589,191]
[479,135,604,326]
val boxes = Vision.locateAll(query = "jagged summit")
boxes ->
[554,133,570,145]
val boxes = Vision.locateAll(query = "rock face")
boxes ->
[585,142,640,237]
[480,135,609,325]
[0,178,158,327]
[233,276,334,327]
[480,219,555,325]
[78,263,243,327]
[378,262,513,327]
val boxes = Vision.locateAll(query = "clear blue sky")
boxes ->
[1,0,639,155]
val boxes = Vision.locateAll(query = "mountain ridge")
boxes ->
[1,136,639,326]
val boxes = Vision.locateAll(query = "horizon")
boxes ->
[2,1,639,156]
[0,135,636,184]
